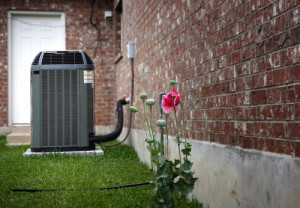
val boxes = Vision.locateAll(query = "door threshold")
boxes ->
[12,124,31,127]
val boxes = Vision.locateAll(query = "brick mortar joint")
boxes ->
[173,61,299,93]
[144,1,298,58]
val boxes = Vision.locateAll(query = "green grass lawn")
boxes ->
[0,135,202,208]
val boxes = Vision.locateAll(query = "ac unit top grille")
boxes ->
[32,52,42,65]
[42,51,84,65]
[31,51,94,66]
[84,52,93,64]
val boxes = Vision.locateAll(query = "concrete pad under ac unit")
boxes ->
[23,146,104,157]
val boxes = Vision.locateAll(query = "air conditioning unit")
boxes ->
[30,51,94,152]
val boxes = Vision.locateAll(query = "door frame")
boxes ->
[7,10,66,126]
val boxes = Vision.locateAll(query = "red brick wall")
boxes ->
[115,0,300,157]
[0,0,115,127]
[0,5,9,126]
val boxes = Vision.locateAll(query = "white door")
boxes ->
[10,12,65,125]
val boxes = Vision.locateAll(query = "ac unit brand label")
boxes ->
[84,71,94,84]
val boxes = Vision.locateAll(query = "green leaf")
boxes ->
[153,187,158,195]
[184,183,195,195]
[175,177,196,196]
[185,142,192,148]
[181,159,193,174]
[157,155,165,166]
[174,159,181,166]
[156,170,168,180]
[176,139,183,145]
[181,147,191,156]
[174,178,186,193]
[176,133,181,140]
[152,158,158,164]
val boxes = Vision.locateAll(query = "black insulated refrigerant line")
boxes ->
[88,41,135,148]
[11,181,152,193]
[89,98,129,149]
[95,41,135,147]
[93,58,135,148]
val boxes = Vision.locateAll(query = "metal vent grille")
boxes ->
[31,50,94,152]
[32,52,42,65]
[42,51,84,65]
[41,70,79,147]
[84,52,93,64]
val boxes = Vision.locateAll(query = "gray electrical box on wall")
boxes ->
[30,51,94,152]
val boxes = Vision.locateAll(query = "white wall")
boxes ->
[121,128,300,208]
